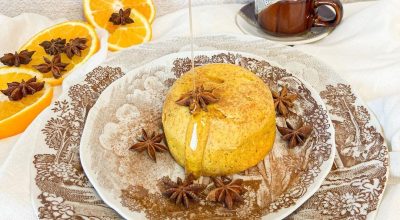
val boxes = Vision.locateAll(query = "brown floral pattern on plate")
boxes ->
[288,84,388,219]
[31,35,388,220]
[33,66,124,219]
[78,52,334,219]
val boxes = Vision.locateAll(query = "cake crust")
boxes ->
[162,63,276,176]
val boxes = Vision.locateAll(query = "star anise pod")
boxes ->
[33,55,68,79]
[176,85,219,114]
[39,38,66,55]
[161,174,206,208]
[277,121,313,148]
[272,85,298,117]
[130,129,168,162]
[109,8,134,25]
[64,38,88,59]
[0,50,35,67]
[1,76,44,101]
[206,177,245,210]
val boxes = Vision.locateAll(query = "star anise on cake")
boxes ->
[176,85,219,114]
[34,55,69,79]
[206,177,246,210]
[161,174,206,208]
[39,38,66,55]
[130,129,168,162]
[109,8,134,25]
[0,50,35,67]
[1,77,44,101]
[64,38,88,59]
[277,121,313,148]
[272,85,298,117]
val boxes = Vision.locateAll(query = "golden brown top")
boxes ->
[165,63,272,123]
[162,63,276,176]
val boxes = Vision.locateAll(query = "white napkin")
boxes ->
[0,0,253,20]
[295,0,400,153]
[0,13,65,54]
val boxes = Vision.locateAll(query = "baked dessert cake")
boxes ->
[162,63,276,176]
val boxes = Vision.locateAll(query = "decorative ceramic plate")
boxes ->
[31,34,388,220]
[79,51,335,219]
[235,3,335,45]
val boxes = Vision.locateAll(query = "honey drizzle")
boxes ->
[188,0,196,90]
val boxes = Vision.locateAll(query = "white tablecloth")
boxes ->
[0,1,399,219]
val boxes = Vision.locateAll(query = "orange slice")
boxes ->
[0,67,53,139]
[19,21,99,86]
[83,0,152,51]
[84,0,155,24]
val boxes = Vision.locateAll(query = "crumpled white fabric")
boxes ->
[0,1,399,219]
[0,0,253,20]
[295,0,400,153]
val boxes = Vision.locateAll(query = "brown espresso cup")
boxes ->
[257,0,343,36]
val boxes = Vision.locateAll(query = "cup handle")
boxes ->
[313,0,343,27]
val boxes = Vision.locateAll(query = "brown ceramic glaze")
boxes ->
[257,0,343,36]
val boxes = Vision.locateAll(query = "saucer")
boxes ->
[236,2,336,45]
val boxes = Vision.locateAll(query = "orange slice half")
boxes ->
[0,67,53,139]
[83,0,152,51]
[19,21,99,86]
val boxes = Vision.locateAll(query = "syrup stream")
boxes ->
[185,0,203,176]
[188,0,196,90]
[188,0,198,151]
